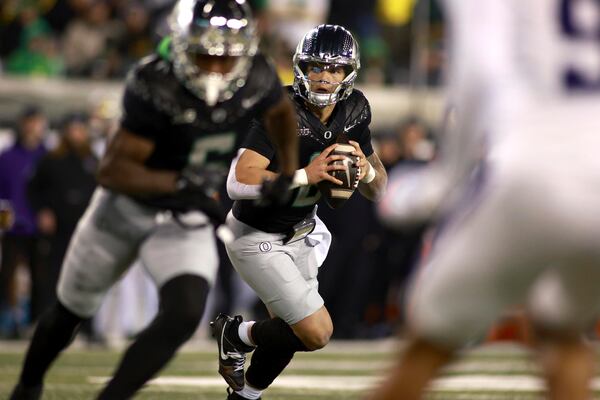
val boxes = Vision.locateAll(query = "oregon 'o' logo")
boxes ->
[259,242,272,252]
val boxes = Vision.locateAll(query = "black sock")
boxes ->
[243,317,309,390]
[18,302,83,388]
[251,317,308,352]
[97,275,208,400]
[245,345,294,390]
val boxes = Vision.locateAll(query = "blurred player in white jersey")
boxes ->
[371,1,600,399]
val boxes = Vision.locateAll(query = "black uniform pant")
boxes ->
[0,234,50,326]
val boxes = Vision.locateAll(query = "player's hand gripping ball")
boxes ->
[318,136,360,209]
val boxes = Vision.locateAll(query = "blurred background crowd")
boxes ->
[0,0,443,343]
[0,0,445,85]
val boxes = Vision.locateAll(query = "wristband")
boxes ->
[290,169,308,189]
[361,163,377,183]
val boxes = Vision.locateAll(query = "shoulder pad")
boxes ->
[127,54,171,82]
[343,89,371,128]
[125,54,182,116]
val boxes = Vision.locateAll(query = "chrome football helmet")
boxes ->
[169,0,259,105]
[293,24,360,108]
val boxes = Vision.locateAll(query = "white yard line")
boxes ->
[431,375,546,392]
[89,375,379,391]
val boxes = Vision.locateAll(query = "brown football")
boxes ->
[318,143,360,209]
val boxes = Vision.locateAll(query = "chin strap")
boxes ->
[309,91,338,107]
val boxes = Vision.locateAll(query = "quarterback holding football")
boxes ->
[9,1,300,399]
[211,24,387,400]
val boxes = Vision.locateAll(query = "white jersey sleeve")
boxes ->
[226,148,262,200]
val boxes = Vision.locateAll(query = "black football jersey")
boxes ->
[119,52,283,210]
[233,86,373,233]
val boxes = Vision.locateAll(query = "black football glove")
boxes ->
[257,174,294,206]
[176,165,226,198]
[172,165,228,226]
[172,191,228,228]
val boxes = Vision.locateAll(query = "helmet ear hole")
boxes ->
[292,24,360,107]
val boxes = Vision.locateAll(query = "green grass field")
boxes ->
[0,339,598,399]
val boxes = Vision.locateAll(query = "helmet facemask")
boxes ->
[169,0,259,106]
[293,57,358,107]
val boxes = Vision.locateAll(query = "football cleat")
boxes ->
[227,387,262,400]
[211,313,254,391]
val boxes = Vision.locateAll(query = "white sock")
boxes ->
[238,321,255,347]
[236,383,263,399]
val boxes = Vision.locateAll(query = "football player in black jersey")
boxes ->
[210,25,387,400]
[9,1,299,399]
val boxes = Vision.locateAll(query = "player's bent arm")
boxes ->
[228,145,347,200]
[234,149,277,185]
[357,152,387,202]
[263,93,299,177]
[97,128,178,195]
[227,149,276,200]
